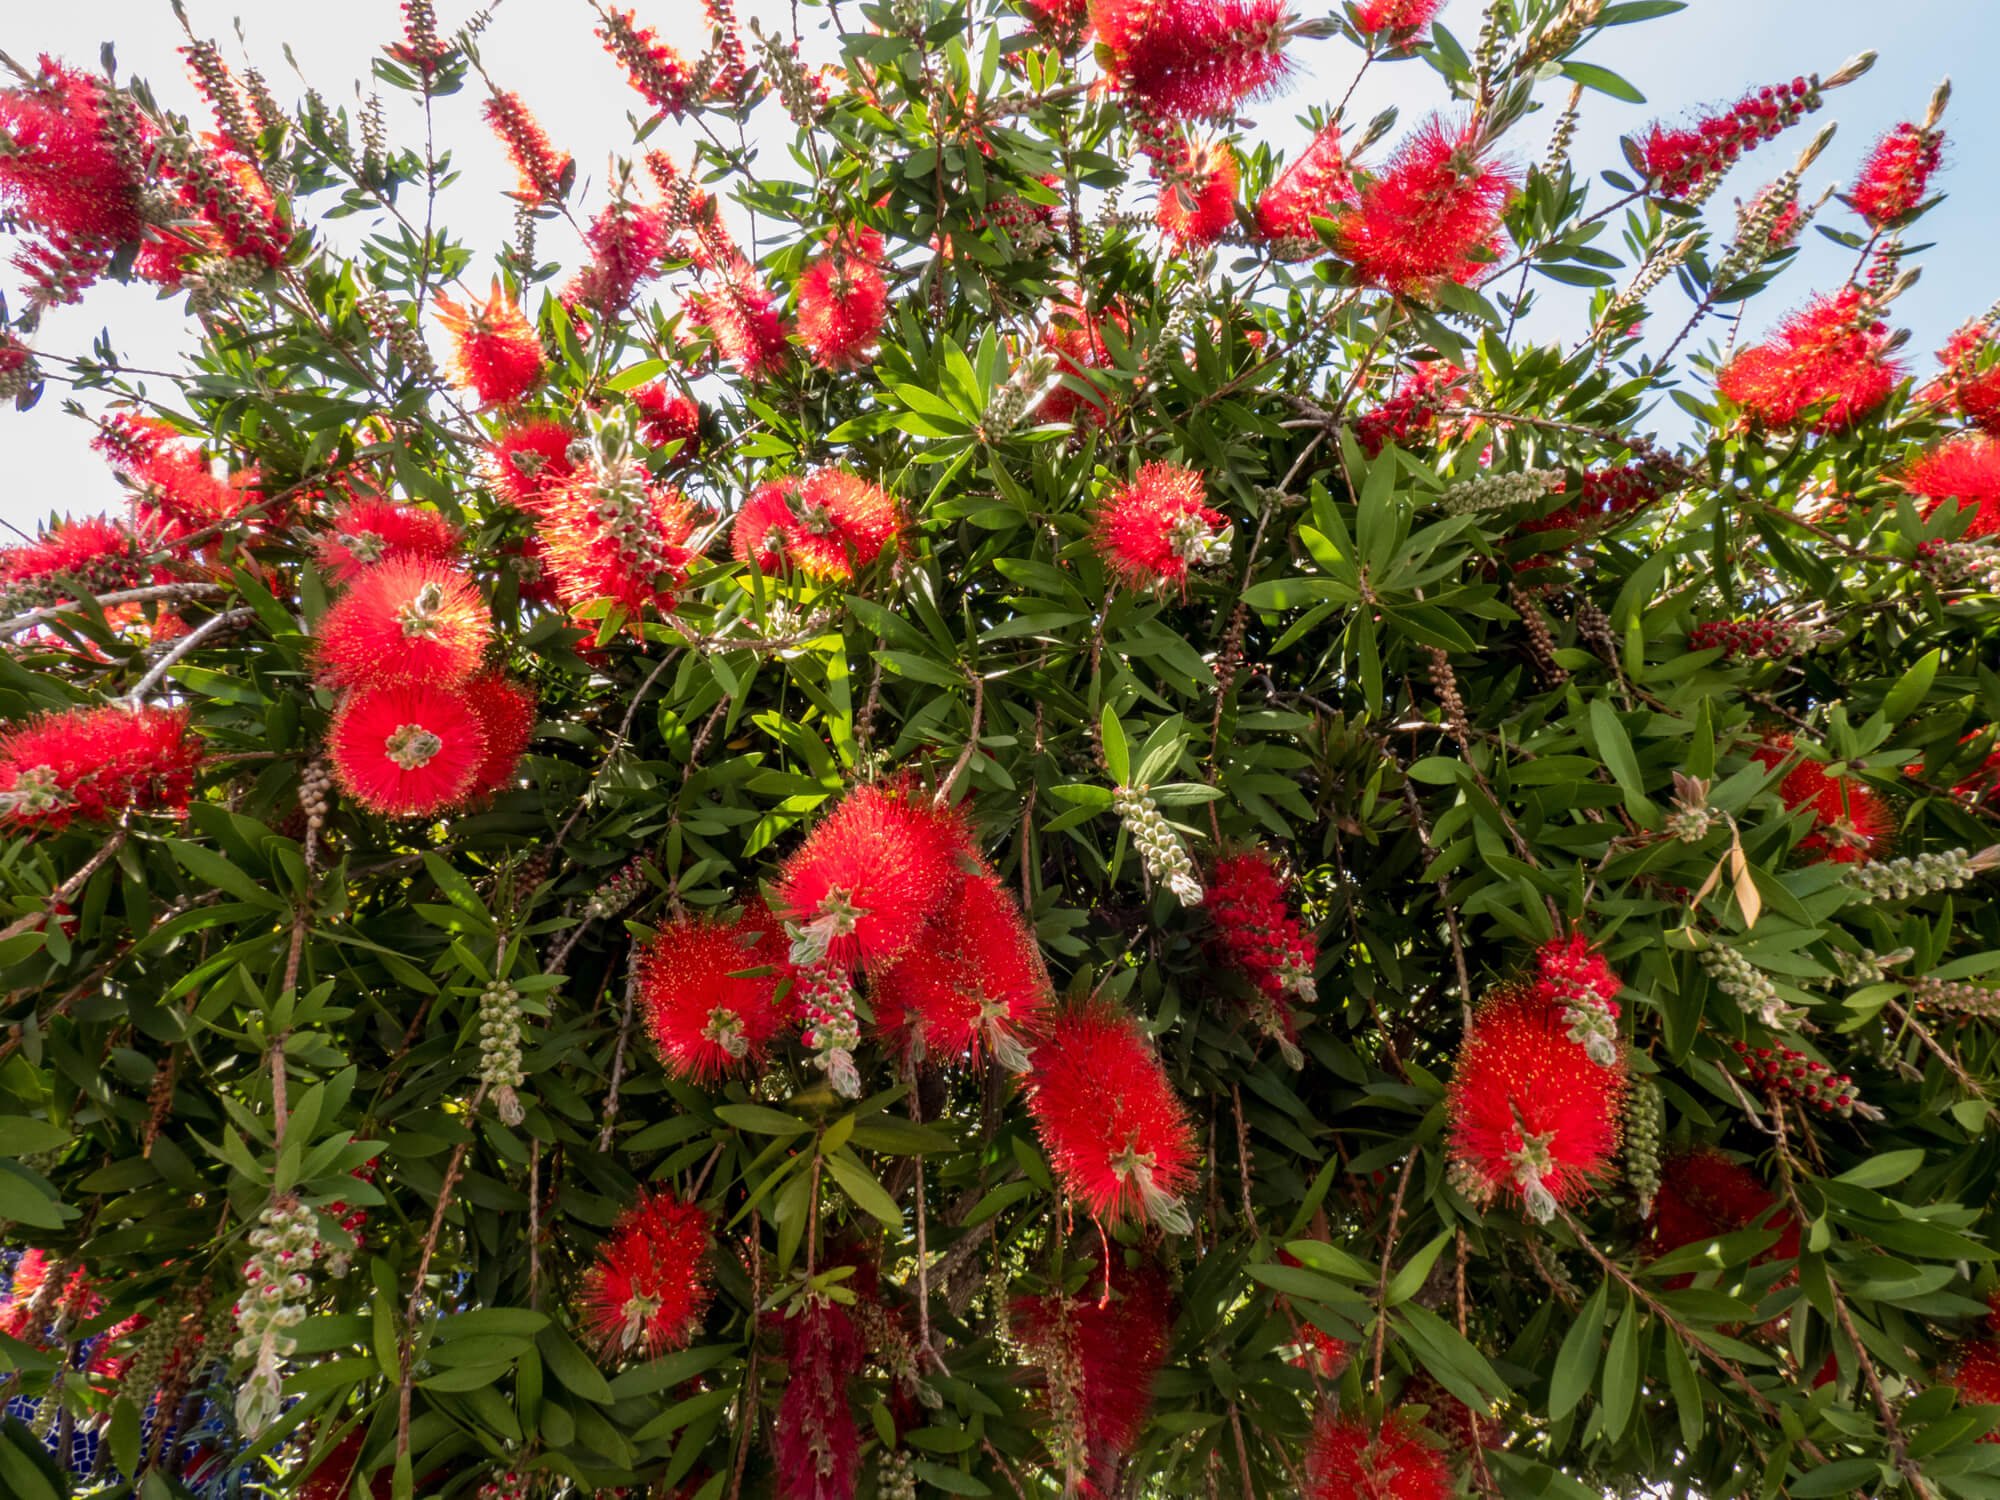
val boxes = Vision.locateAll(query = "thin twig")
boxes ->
[934,669,986,806]
[596,965,642,1150]
[123,608,257,703]
[1371,1150,1420,1391]
[0,830,129,945]
[398,1082,487,1467]
[0,582,225,638]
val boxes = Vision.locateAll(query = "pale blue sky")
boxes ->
[2,0,1992,531]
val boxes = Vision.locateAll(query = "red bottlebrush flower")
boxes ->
[1632,78,1823,200]
[327,682,487,817]
[1903,434,2000,540]
[1094,461,1230,593]
[773,1299,865,1500]
[1203,848,1316,1059]
[536,471,696,620]
[598,7,699,117]
[775,782,974,971]
[579,1190,715,1361]
[1255,121,1358,253]
[1649,1148,1799,1263]
[1355,361,1468,456]
[1929,320,2000,434]
[95,414,266,545]
[0,704,199,830]
[1445,989,1626,1220]
[1,1250,101,1337]
[483,91,572,205]
[565,199,668,314]
[1024,0,1093,33]
[1154,139,1239,246]
[1090,0,1295,120]
[1025,1000,1198,1229]
[1353,0,1444,38]
[1037,303,1129,427]
[1949,1339,2000,1436]
[631,382,702,463]
[731,468,902,581]
[500,535,562,608]
[0,60,143,241]
[436,282,546,406]
[1339,114,1516,295]
[299,1430,392,1500]
[796,226,889,370]
[1304,1409,1453,1500]
[488,420,577,510]
[133,136,290,287]
[872,868,1055,1070]
[703,0,752,99]
[1012,1265,1173,1463]
[0,514,146,604]
[688,277,792,379]
[1751,735,1896,865]
[314,555,491,690]
[1528,933,1623,1067]
[314,499,462,585]
[1294,1321,1349,1378]
[1717,287,1903,432]
[1847,121,1943,227]
[638,908,794,1082]
[0,58,147,302]
[463,670,535,798]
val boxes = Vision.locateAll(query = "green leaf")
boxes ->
[1101,704,1130,786]
[1600,1294,1640,1438]
[714,1104,810,1137]
[1385,1229,1454,1307]
[1549,1282,1607,1420]
[1834,1149,1926,1189]
[162,838,288,910]
[826,1147,904,1230]
[0,1119,70,1157]
[535,1326,614,1405]
[1587,698,1657,825]
[1561,61,1646,102]
[1880,647,1941,725]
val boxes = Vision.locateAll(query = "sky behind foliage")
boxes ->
[3,0,1990,531]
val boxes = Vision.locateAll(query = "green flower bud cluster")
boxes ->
[1624,1075,1663,1218]
[1112,785,1204,907]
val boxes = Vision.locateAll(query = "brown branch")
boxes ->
[0,829,129,945]
[1766,1093,1936,1496]
[934,669,986,806]
[1555,1204,1828,1467]
[398,1082,487,1467]
[595,965,641,1150]
[1371,1150,1420,1391]
[1882,994,1985,1099]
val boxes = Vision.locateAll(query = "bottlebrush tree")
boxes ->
[3,0,2000,1496]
